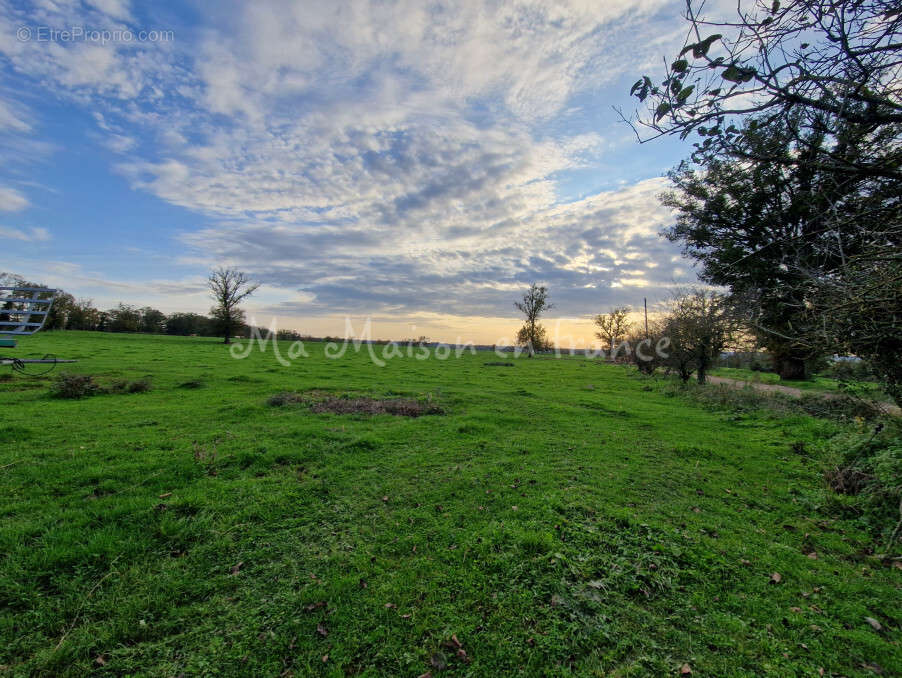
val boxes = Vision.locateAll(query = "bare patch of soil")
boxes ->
[311,396,443,417]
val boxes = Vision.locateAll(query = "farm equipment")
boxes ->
[0,286,76,374]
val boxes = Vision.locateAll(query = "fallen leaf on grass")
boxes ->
[382,496,389,502]
[316,623,328,638]
[385,603,397,609]
[769,572,782,584]
[304,601,327,612]
[417,673,433,678]
[807,552,818,559]
[158,492,172,499]
[230,562,244,576]
[95,655,106,666]
[865,616,883,632]
[680,663,691,674]
[321,655,328,663]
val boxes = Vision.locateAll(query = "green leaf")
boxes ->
[692,34,722,58]
[721,64,756,83]
[671,59,689,73]
[771,0,780,12]
[655,103,672,121]
[676,85,695,103]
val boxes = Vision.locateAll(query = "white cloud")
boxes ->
[0,99,30,132]
[0,186,28,211]
[0,0,696,324]
[0,225,49,241]
[84,0,132,22]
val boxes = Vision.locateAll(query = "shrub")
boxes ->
[823,425,902,551]
[51,373,101,399]
[825,358,875,383]
[797,393,879,421]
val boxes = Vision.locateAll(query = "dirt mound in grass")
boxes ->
[311,396,443,417]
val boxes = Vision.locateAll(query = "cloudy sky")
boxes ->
[0,0,702,344]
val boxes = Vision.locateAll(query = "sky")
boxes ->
[0,0,705,345]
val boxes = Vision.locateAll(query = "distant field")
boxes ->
[1,332,899,677]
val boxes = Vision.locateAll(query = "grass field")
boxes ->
[1,332,900,677]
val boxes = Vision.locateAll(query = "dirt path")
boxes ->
[706,375,901,416]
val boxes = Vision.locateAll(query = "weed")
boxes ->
[49,372,101,399]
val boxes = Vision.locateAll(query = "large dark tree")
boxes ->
[664,117,836,379]
[633,0,902,400]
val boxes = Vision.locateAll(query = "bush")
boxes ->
[797,393,879,421]
[825,358,875,383]
[823,425,902,551]
[716,351,774,372]
[51,373,101,399]
[655,377,881,421]
[51,374,152,398]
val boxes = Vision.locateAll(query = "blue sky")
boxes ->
[0,0,702,343]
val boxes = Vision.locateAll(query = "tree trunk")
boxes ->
[223,317,231,344]
[777,355,807,381]
[696,365,707,384]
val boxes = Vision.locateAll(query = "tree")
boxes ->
[166,312,214,336]
[594,306,633,358]
[208,267,259,344]
[514,283,553,357]
[67,299,101,331]
[44,291,74,330]
[630,0,902,397]
[139,307,167,334]
[661,116,836,379]
[661,290,738,384]
[107,303,141,333]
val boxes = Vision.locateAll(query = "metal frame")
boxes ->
[0,286,56,336]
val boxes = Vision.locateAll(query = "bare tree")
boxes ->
[514,283,553,357]
[594,306,633,358]
[208,267,259,344]
[662,290,738,384]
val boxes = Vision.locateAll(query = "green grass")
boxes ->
[1,332,899,677]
